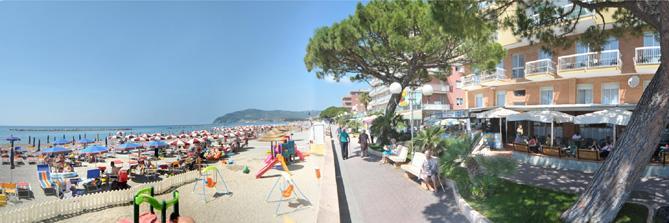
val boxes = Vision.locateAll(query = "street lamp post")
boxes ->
[389,82,433,151]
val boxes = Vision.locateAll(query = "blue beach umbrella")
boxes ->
[53,138,72,145]
[146,141,169,148]
[41,146,71,154]
[117,143,143,150]
[78,138,95,144]
[80,145,108,154]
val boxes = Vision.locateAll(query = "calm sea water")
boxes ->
[0,122,283,145]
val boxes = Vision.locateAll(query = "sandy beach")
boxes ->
[1,128,324,223]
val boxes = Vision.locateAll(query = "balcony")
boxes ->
[480,68,507,86]
[634,46,661,74]
[423,103,450,111]
[525,59,557,81]
[557,50,622,78]
[460,75,481,90]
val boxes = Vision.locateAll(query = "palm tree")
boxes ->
[413,126,447,154]
[358,92,371,113]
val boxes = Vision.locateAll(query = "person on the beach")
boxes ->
[420,150,439,192]
[381,138,399,164]
[358,130,370,158]
[339,127,350,160]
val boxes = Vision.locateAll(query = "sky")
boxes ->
[0,1,367,126]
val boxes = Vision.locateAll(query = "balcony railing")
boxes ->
[480,68,506,83]
[462,75,480,88]
[526,59,556,74]
[635,46,661,65]
[529,4,592,25]
[423,103,450,111]
[557,50,621,71]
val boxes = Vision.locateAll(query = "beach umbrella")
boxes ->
[41,146,71,154]
[117,143,143,150]
[78,135,81,140]
[72,136,76,145]
[80,145,108,154]
[169,139,187,147]
[146,141,169,148]
[53,138,72,145]
[105,138,108,147]
[38,139,41,151]
[47,136,50,144]
[28,136,31,145]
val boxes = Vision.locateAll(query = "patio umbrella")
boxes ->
[169,139,187,147]
[53,138,72,145]
[41,146,71,154]
[80,145,108,154]
[508,110,574,146]
[574,108,632,144]
[116,143,143,151]
[476,108,520,145]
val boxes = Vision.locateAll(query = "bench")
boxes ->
[400,152,445,192]
[513,144,529,153]
[543,146,561,158]
[577,149,599,161]
[387,146,409,166]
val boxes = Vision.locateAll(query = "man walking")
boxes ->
[339,127,350,160]
[359,130,370,158]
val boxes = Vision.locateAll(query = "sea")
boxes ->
[0,122,284,146]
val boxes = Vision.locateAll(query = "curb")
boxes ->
[367,148,492,223]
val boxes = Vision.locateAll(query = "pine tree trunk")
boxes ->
[378,93,402,145]
[561,64,669,222]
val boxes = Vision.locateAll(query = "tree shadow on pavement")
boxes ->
[422,185,470,223]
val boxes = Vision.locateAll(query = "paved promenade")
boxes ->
[328,126,468,223]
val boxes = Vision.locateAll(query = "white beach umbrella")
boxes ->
[476,108,520,145]
[574,108,632,144]
[508,110,574,146]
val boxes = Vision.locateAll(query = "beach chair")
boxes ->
[27,155,37,164]
[84,169,102,193]
[37,171,57,195]
[16,182,32,200]
[2,183,18,202]
[1,156,9,165]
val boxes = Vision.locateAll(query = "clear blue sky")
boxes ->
[0,1,366,126]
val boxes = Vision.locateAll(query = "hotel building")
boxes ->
[342,90,369,114]
[461,2,660,141]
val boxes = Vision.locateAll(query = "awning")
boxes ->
[573,108,632,126]
[475,107,519,119]
[507,110,574,123]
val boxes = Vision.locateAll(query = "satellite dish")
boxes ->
[628,75,640,88]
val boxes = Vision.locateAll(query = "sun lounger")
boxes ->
[1,183,18,201]
[27,156,37,164]
[17,182,32,200]
[37,171,57,195]
[1,156,9,165]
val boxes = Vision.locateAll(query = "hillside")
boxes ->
[212,109,319,124]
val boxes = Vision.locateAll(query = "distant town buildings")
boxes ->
[342,90,368,113]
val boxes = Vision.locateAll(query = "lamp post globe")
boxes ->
[389,82,402,94]
[421,84,433,96]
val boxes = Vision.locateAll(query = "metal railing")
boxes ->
[525,59,556,75]
[557,50,621,71]
[529,3,592,25]
[635,46,661,65]
[480,67,506,82]
[461,75,480,88]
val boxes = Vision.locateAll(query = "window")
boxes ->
[576,41,590,68]
[475,94,484,108]
[644,32,660,47]
[600,37,619,66]
[540,86,553,105]
[576,84,593,104]
[456,98,464,106]
[496,91,506,106]
[539,49,552,60]
[512,54,525,78]
[513,90,526,97]
[601,82,619,105]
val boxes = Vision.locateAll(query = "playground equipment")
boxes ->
[192,165,231,202]
[265,171,311,216]
[256,154,290,179]
[117,187,179,223]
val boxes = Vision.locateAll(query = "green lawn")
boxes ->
[465,180,647,222]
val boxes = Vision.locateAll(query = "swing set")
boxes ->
[192,165,231,202]
[265,171,311,216]
[117,187,179,223]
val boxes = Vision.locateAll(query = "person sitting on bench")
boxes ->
[528,136,540,153]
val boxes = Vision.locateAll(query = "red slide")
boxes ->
[255,158,278,179]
